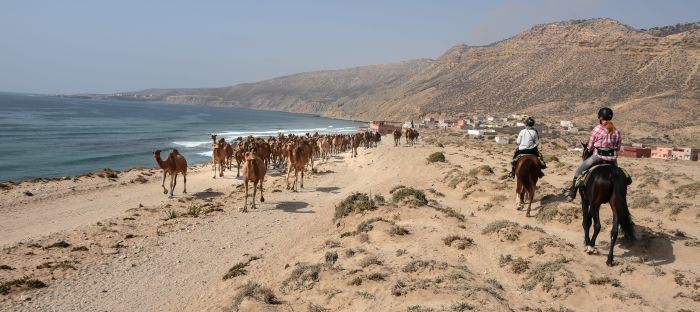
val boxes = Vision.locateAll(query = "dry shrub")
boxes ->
[402,260,448,273]
[443,235,474,249]
[324,252,338,266]
[231,281,278,309]
[388,225,410,236]
[589,275,621,287]
[0,277,47,295]
[427,152,446,163]
[469,165,493,177]
[281,264,321,291]
[630,193,659,209]
[528,237,565,255]
[482,220,521,241]
[676,182,700,197]
[223,262,248,280]
[522,257,580,298]
[334,193,376,220]
[391,187,428,206]
[359,255,383,268]
[45,241,71,249]
[431,206,466,221]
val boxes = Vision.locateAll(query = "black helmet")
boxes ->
[526,117,535,127]
[598,107,613,120]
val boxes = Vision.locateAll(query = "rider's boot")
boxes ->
[566,178,577,201]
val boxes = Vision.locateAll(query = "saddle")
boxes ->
[513,154,546,168]
[575,164,632,190]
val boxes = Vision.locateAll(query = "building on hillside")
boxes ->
[619,146,651,158]
[515,122,526,127]
[452,118,470,130]
[369,121,402,135]
[467,129,484,137]
[651,147,673,159]
[567,127,579,134]
[495,136,510,145]
[560,120,574,128]
[631,143,645,147]
[402,120,416,129]
[486,116,496,122]
[437,119,454,129]
[670,148,700,161]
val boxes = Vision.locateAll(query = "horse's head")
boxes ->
[580,141,592,160]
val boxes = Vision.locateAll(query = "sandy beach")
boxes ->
[1,131,699,311]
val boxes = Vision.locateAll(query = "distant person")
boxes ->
[566,107,621,201]
[509,117,546,178]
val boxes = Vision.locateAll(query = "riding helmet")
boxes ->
[526,117,535,127]
[597,107,613,120]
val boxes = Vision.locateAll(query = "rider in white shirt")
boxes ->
[509,117,546,178]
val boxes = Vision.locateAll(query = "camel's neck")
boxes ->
[155,156,168,170]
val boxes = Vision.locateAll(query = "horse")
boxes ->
[578,143,635,266]
[514,154,541,217]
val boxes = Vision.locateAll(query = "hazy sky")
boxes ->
[1,0,698,94]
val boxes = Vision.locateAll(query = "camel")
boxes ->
[210,134,227,178]
[393,129,402,147]
[320,137,331,160]
[350,133,360,157]
[405,128,420,146]
[287,141,311,191]
[241,151,266,212]
[224,139,234,170]
[153,149,187,197]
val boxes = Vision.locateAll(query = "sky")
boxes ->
[1,0,698,94]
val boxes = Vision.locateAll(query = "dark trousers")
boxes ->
[511,147,545,171]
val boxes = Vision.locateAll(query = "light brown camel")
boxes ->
[393,129,402,147]
[210,133,227,178]
[153,149,187,197]
[224,139,234,170]
[286,141,310,191]
[242,151,266,212]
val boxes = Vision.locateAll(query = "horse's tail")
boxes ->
[613,169,635,242]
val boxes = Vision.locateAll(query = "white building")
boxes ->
[560,120,574,128]
[495,136,510,145]
[467,129,484,137]
[515,122,525,127]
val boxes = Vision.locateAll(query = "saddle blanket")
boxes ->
[575,165,632,189]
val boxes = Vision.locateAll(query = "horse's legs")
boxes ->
[525,185,534,217]
[161,171,168,194]
[607,207,619,266]
[581,200,592,248]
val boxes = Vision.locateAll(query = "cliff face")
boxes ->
[129,19,699,126]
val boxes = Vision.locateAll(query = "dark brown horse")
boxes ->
[393,129,402,147]
[514,154,540,217]
[578,143,635,266]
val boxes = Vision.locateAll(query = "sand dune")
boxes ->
[1,131,699,311]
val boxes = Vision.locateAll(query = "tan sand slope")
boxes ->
[1,131,699,311]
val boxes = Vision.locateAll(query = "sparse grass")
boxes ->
[348,276,362,286]
[402,260,448,273]
[373,194,386,205]
[668,202,691,215]
[443,235,474,249]
[522,257,579,297]
[356,290,375,299]
[0,277,47,295]
[482,220,521,241]
[450,302,474,311]
[230,281,278,309]
[185,204,202,217]
[630,193,659,209]
[392,280,408,296]
[523,224,546,233]
[223,262,248,280]
[356,217,394,233]
[366,272,386,281]
[431,206,466,221]
[536,203,559,223]
[589,275,621,287]
[308,303,331,312]
[391,187,428,207]
[282,264,321,291]
[388,225,410,236]
[45,241,70,249]
[324,240,341,248]
[676,182,700,197]
[544,155,560,163]
[407,305,435,312]
[491,194,507,203]
[334,193,376,220]
[469,165,493,177]
[359,255,383,268]
[510,257,530,274]
[163,209,178,220]
[390,185,406,194]
[427,152,446,163]
[324,252,338,266]
[529,237,563,255]
[480,203,494,211]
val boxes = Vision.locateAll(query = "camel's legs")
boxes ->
[286,166,293,190]
[251,179,257,209]
[212,158,217,179]
[242,180,249,212]
[182,173,187,193]
[259,178,265,203]
[169,173,176,198]
[300,169,304,188]
[161,171,168,194]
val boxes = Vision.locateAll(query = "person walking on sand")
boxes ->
[509,117,546,178]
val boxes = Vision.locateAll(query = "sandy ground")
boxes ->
[1,131,699,311]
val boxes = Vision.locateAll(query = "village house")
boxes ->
[670,148,700,161]
[452,118,470,130]
[619,146,651,158]
[494,136,510,145]
[368,121,402,135]
[560,120,574,128]
[437,119,454,129]
[651,147,673,159]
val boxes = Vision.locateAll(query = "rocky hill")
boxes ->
[117,18,697,130]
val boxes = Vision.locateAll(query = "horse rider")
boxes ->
[566,107,621,201]
[509,117,546,178]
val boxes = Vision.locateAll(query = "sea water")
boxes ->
[0,93,363,182]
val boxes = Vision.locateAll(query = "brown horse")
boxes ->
[578,143,635,266]
[514,154,540,217]
[242,151,266,212]
[393,129,402,147]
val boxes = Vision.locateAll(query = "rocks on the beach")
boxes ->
[24,191,34,196]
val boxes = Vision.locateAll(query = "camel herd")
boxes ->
[152,129,395,211]
[393,128,420,147]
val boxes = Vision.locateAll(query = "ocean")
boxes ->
[0,93,364,182]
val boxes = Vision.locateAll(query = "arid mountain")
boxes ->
[119,18,698,129]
